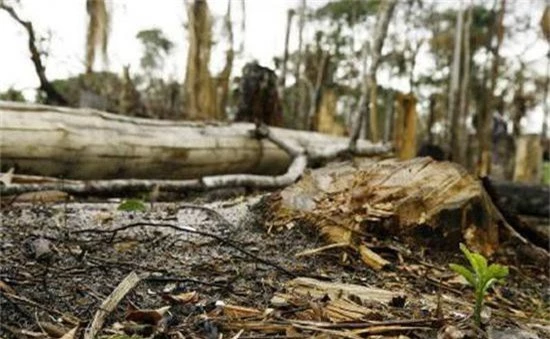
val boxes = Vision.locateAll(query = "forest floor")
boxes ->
[1,191,549,339]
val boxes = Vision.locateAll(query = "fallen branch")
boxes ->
[84,271,143,339]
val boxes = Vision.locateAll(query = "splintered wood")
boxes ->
[264,157,502,268]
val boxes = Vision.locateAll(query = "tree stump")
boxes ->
[235,62,283,126]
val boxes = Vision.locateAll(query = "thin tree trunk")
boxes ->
[449,3,464,162]
[293,0,306,129]
[239,0,245,54]
[383,90,394,143]
[279,9,295,101]
[477,0,506,176]
[457,6,473,165]
[216,0,234,119]
[427,94,436,144]
[349,0,397,149]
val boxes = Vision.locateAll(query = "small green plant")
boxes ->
[118,198,147,212]
[449,243,509,326]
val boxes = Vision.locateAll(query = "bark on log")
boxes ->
[0,101,390,180]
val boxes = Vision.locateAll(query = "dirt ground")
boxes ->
[1,192,549,338]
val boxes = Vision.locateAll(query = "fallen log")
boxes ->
[0,101,390,180]
[490,179,549,217]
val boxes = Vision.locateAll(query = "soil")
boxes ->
[1,193,548,338]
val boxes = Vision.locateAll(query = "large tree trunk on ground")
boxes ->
[491,179,549,217]
[0,101,389,180]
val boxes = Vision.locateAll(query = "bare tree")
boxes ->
[0,2,67,105]
[216,0,235,118]
[456,6,473,164]
[541,5,549,139]
[293,0,307,129]
[477,0,506,176]
[349,0,397,150]
[279,8,295,100]
[85,0,109,73]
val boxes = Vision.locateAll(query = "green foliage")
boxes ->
[118,199,147,212]
[449,243,509,326]
[315,0,379,26]
[0,88,26,102]
[136,28,174,70]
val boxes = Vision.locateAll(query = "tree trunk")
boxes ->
[427,94,437,144]
[309,53,330,131]
[477,0,506,176]
[182,0,218,120]
[292,0,307,129]
[449,4,464,162]
[383,90,394,143]
[349,0,397,148]
[457,6,472,165]
[279,9,295,100]
[0,101,390,180]
[513,134,542,184]
[215,0,234,119]
[394,93,417,160]
[85,0,109,74]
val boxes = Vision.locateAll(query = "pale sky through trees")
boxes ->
[0,0,547,132]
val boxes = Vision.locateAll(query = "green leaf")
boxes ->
[449,263,476,286]
[486,264,509,280]
[459,243,487,275]
[118,199,147,212]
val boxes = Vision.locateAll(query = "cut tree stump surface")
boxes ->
[263,157,502,256]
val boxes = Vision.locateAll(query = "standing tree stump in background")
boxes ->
[235,62,283,127]
[513,134,542,183]
[394,93,417,160]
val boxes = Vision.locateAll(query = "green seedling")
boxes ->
[449,243,509,326]
[118,198,147,212]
